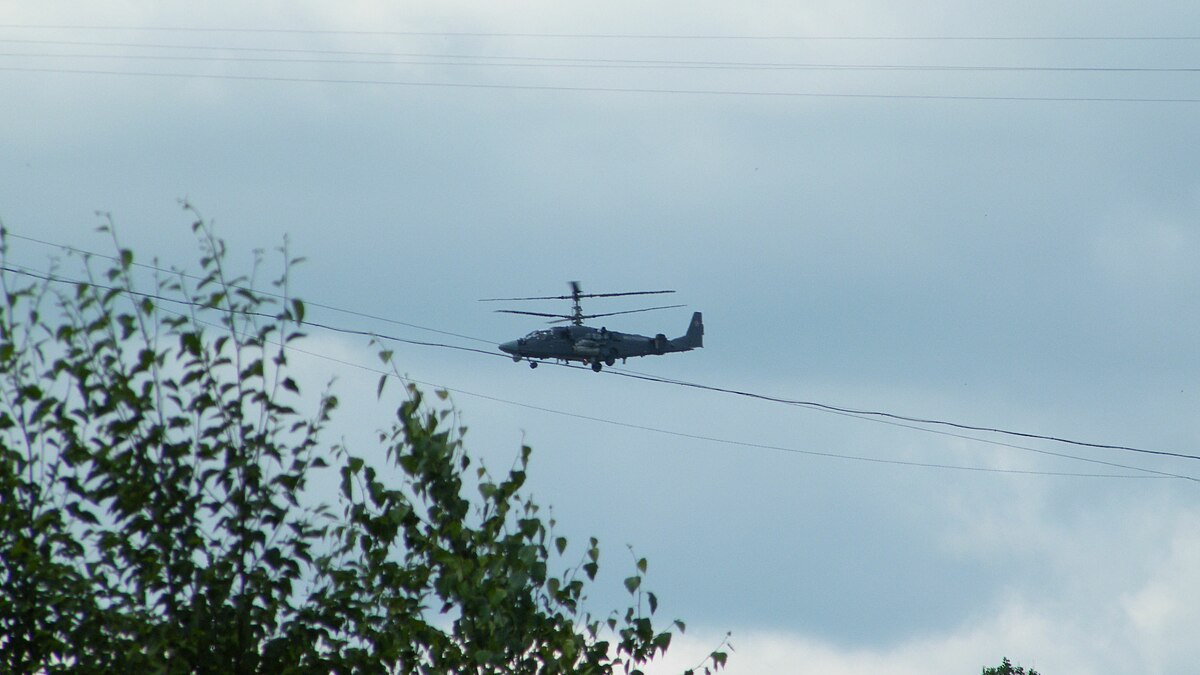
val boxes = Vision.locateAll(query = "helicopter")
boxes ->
[483,282,703,372]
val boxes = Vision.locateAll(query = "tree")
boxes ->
[0,209,729,674]
[983,657,1041,675]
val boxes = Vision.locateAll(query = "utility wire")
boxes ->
[187,311,1178,481]
[4,233,1197,465]
[6,39,1200,74]
[12,270,1200,479]
[2,249,1197,480]
[1,229,495,346]
[5,65,1200,103]
[23,256,1147,480]
[0,261,498,359]
[3,229,1196,469]
[6,37,1197,102]
[611,369,1200,462]
[484,357,1200,481]
[4,25,1200,40]
[604,368,1196,480]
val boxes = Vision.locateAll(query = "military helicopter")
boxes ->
[483,282,703,372]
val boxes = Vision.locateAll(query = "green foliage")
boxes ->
[0,209,729,674]
[983,657,1042,675]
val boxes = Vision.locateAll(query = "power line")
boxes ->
[604,367,1196,480]
[237,321,1186,481]
[610,370,1200,463]
[2,247,1197,481]
[1,229,496,346]
[4,25,1200,40]
[156,291,1170,480]
[4,231,1197,467]
[10,51,1200,74]
[0,261,499,361]
[6,39,1200,74]
[5,65,1200,103]
[6,37,1197,102]
[7,254,1149,479]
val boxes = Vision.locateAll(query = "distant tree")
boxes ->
[983,657,1041,675]
[0,209,729,674]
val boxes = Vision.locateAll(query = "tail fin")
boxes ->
[674,312,703,349]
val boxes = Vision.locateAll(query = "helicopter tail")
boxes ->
[671,312,704,350]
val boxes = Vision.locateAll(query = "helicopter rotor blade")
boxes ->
[577,304,686,320]
[494,309,575,320]
[480,295,572,302]
[480,289,676,302]
[577,289,675,299]
[587,289,675,297]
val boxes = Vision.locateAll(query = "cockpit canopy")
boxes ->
[523,327,571,341]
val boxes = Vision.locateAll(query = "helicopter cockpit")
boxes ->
[520,328,564,344]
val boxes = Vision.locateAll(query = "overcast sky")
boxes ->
[4,2,1200,673]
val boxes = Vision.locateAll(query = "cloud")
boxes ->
[643,616,1064,675]
[644,589,1141,675]
[638,489,1200,675]
[1119,509,1200,673]
[1091,220,1198,295]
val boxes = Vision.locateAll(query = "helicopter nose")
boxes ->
[499,340,519,354]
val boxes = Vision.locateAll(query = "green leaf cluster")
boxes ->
[983,657,1042,675]
[0,211,728,675]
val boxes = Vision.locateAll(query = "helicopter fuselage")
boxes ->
[500,312,703,372]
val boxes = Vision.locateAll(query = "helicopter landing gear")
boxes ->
[529,361,538,369]
[604,349,617,367]
[591,360,602,373]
